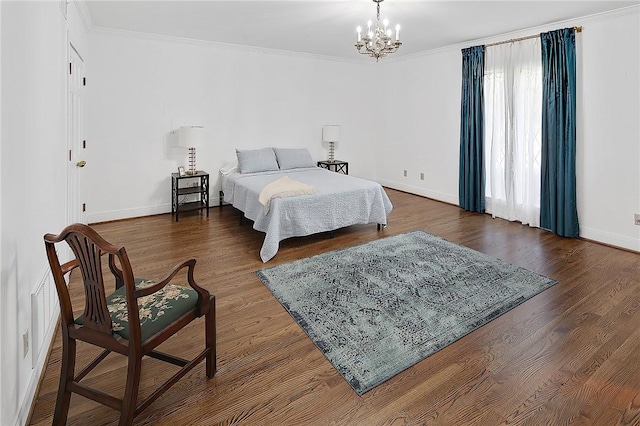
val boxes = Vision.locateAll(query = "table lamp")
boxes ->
[322,125,341,162]
[177,125,204,175]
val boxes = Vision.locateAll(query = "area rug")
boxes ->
[256,230,557,395]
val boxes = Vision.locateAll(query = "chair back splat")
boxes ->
[44,223,216,425]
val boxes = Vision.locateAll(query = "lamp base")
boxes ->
[328,142,335,162]
[188,147,197,175]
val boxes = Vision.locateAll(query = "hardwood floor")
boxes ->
[29,189,640,425]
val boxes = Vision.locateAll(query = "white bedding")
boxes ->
[222,167,393,262]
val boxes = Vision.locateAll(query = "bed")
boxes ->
[221,147,393,262]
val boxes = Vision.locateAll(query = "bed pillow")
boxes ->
[236,148,279,174]
[273,148,315,170]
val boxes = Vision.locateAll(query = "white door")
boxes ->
[67,43,86,224]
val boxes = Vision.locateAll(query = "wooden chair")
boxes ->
[44,223,216,425]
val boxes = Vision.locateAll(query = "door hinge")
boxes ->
[83,140,86,149]
[82,203,86,212]
[69,62,72,74]
[83,77,86,86]
[69,150,72,161]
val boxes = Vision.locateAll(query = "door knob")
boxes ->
[76,160,86,168]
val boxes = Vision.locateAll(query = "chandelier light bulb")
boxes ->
[383,18,389,28]
[356,25,362,41]
[395,24,400,40]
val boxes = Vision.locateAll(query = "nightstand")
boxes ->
[171,171,209,221]
[317,160,348,175]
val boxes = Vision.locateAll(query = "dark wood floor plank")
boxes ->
[28,189,640,425]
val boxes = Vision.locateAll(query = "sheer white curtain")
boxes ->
[484,38,542,227]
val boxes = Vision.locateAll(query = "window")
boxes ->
[484,39,542,227]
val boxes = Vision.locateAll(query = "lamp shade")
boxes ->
[322,125,340,143]
[177,125,204,148]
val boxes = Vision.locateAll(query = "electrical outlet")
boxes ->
[23,330,29,358]
[420,172,424,180]
[635,213,640,225]
[403,170,407,177]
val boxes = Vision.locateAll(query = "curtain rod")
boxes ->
[485,26,582,47]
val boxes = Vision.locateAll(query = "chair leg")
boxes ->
[206,295,216,378]
[119,353,142,426]
[53,337,76,426]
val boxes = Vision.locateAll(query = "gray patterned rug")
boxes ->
[256,230,557,395]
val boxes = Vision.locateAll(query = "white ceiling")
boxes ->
[83,0,638,60]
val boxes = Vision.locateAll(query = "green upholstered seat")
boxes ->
[77,278,199,342]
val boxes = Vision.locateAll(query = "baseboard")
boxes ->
[87,203,171,223]
[377,179,459,205]
[87,199,224,224]
[86,192,640,254]
[377,181,640,253]
[580,226,640,253]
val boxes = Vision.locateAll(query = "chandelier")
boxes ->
[355,0,402,62]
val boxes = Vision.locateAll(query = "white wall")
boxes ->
[0,1,87,425]
[378,6,640,251]
[0,0,4,420]
[377,47,462,204]
[86,32,381,222]
[578,8,640,250]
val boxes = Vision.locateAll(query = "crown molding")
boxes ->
[89,25,374,65]
[73,0,94,33]
[77,3,638,66]
[383,4,640,64]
